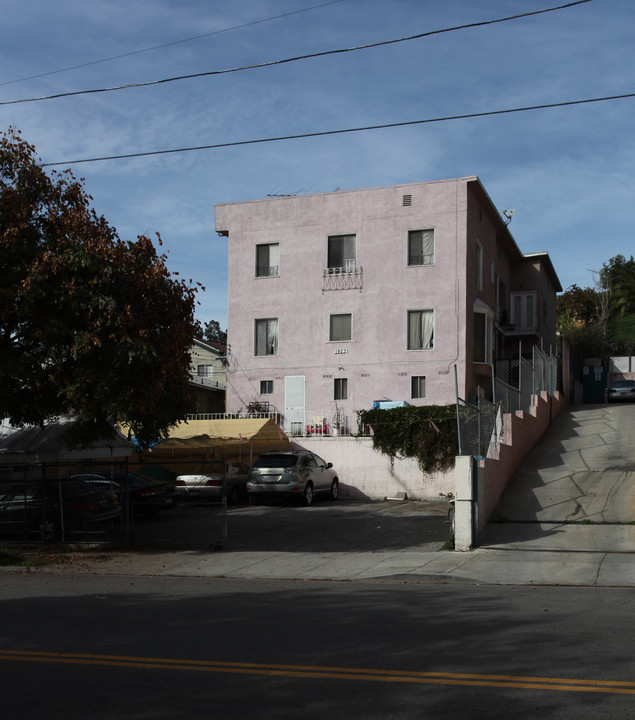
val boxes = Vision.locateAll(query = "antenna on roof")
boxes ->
[503,209,516,225]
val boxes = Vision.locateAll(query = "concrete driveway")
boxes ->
[481,403,635,552]
[128,497,451,553]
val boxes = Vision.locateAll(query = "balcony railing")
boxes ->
[186,410,362,437]
[322,265,363,292]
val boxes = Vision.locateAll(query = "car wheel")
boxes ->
[329,478,339,501]
[303,482,314,506]
[249,495,261,506]
[39,520,57,541]
[229,486,241,505]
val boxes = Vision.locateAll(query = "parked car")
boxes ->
[608,379,635,402]
[0,478,121,540]
[246,450,339,506]
[176,462,250,504]
[75,466,178,517]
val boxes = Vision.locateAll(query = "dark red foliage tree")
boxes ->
[0,128,200,447]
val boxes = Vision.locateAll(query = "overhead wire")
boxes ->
[41,90,635,167]
[0,0,347,87]
[2,0,592,107]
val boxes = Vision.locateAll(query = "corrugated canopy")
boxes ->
[0,418,135,461]
[147,419,289,467]
[166,417,287,441]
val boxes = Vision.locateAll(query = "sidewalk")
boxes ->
[13,542,632,587]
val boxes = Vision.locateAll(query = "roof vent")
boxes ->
[402,194,412,207]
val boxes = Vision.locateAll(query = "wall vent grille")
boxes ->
[403,194,412,207]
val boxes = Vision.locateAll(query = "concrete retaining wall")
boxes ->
[477,390,568,529]
[291,435,454,500]
[452,391,568,550]
[294,391,567,551]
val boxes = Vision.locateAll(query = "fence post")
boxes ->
[518,340,522,411]
[454,365,462,455]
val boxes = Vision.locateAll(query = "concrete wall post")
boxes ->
[454,455,474,551]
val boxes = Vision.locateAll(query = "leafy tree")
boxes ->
[601,254,635,316]
[0,128,199,448]
[556,284,598,331]
[200,319,227,346]
[557,256,635,358]
[600,255,635,354]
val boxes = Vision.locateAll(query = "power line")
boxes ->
[41,90,635,167]
[0,1,347,87]
[3,0,592,107]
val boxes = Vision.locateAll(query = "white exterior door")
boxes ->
[284,376,306,435]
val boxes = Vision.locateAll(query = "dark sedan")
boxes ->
[0,478,121,540]
[76,466,178,517]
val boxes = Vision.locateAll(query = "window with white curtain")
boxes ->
[255,243,280,277]
[408,229,434,266]
[254,318,278,356]
[407,310,434,350]
[329,313,352,341]
[327,234,356,273]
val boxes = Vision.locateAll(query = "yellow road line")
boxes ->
[1,650,633,695]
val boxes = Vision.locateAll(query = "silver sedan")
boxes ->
[176,462,249,504]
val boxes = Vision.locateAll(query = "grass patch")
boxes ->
[0,546,48,567]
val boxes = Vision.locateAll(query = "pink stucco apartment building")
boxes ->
[215,176,562,435]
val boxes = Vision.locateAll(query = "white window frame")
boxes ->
[473,308,493,364]
[327,234,356,273]
[254,318,278,357]
[334,378,348,400]
[407,229,435,266]
[407,309,434,350]
[411,375,426,399]
[260,379,273,395]
[329,313,352,342]
[255,243,280,278]
[197,365,214,377]
[511,291,537,332]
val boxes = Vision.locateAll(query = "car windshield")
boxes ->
[612,381,635,388]
[253,454,298,469]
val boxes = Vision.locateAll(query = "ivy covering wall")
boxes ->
[357,405,460,473]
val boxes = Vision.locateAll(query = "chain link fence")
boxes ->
[494,344,558,414]
[456,397,503,460]
[460,344,559,459]
[0,458,225,546]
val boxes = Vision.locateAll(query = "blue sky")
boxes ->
[1,0,633,327]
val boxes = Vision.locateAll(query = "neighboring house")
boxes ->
[215,176,562,434]
[189,337,227,414]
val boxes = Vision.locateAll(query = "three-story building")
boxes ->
[215,176,561,434]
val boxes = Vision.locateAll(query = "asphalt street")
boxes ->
[1,573,633,719]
